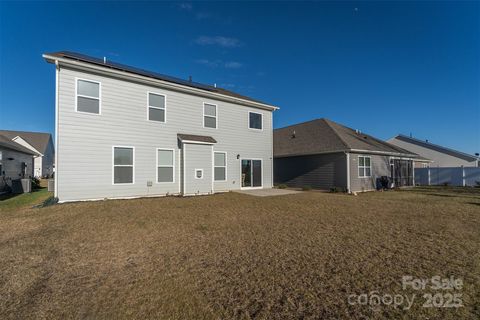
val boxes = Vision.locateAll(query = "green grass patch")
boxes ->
[0,188,52,211]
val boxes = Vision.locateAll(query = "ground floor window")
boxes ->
[157,149,174,183]
[214,152,226,181]
[358,156,371,178]
[113,146,134,184]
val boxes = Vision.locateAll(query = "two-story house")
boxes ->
[43,52,278,202]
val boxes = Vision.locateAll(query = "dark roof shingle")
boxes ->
[0,130,52,154]
[274,118,417,157]
[177,134,217,144]
[0,134,38,155]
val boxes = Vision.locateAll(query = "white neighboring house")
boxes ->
[43,51,278,202]
[0,130,55,178]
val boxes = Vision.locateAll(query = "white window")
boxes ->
[214,152,227,181]
[148,92,166,122]
[0,151,2,161]
[113,147,134,184]
[249,112,262,130]
[76,79,100,114]
[157,149,174,183]
[358,156,371,178]
[203,103,217,128]
[195,169,203,179]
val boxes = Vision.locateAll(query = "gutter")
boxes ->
[43,54,279,112]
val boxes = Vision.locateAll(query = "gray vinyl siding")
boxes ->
[0,148,34,190]
[349,153,390,192]
[56,66,273,201]
[274,153,347,190]
[183,144,213,195]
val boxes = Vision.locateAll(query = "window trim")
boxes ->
[214,151,227,182]
[203,102,217,129]
[358,155,372,178]
[156,148,175,184]
[248,111,263,131]
[75,77,101,115]
[147,91,167,123]
[195,168,204,179]
[112,146,135,185]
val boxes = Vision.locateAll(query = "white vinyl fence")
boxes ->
[415,167,480,187]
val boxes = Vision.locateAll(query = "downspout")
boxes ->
[345,151,351,193]
[54,60,59,199]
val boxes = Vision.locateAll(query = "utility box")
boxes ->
[12,179,32,194]
[48,179,55,192]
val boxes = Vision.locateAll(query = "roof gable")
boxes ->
[0,134,38,155]
[274,118,417,157]
[0,130,52,154]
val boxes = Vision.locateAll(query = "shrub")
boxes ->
[277,184,287,189]
[330,187,338,193]
[40,196,59,207]
[31,177,41,190]
[302,185,312,191]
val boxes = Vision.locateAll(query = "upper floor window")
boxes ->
[148,92,166,122]
[214,152,227,181]
[113,146,134,184]
[249,112,262,130]
[422,163,429,168]
[76,79,100,114]
[203,103,217,128]
[358,156,371,178]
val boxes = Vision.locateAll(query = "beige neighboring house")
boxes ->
[0,130,55,178]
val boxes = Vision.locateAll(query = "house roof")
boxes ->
[0,134,38,155]
[43,51,276,109]
[0,130,51,154]
[177,134,217,144]
[274,118,418,158]
[392,134,479,162]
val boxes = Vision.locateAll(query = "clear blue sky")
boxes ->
[1,1,479,154]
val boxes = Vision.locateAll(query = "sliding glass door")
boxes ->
[241,159,262,188]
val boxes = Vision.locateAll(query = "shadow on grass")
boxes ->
[467,202,480,207]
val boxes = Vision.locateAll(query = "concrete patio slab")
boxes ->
[234,188,302,197]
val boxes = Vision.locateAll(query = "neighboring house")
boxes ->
[388,135,479,168]
[0,130,55,178]
[43,51,278,202]
[274,119,420,192]
[0,134,36,191]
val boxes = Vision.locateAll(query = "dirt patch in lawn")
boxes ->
[1,189,479,319]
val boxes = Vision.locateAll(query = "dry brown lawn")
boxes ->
[1,187,479,319]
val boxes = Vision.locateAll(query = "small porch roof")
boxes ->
[177,134,217,144]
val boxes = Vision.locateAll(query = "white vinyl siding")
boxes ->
[203,103,217,128]
[76,79,100,114]
[148,92,166,122]
[358,156,371,178]
[214,152,227,181]
[249,112,262,130]
[157,149,174,183]
[113,147,134,184]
